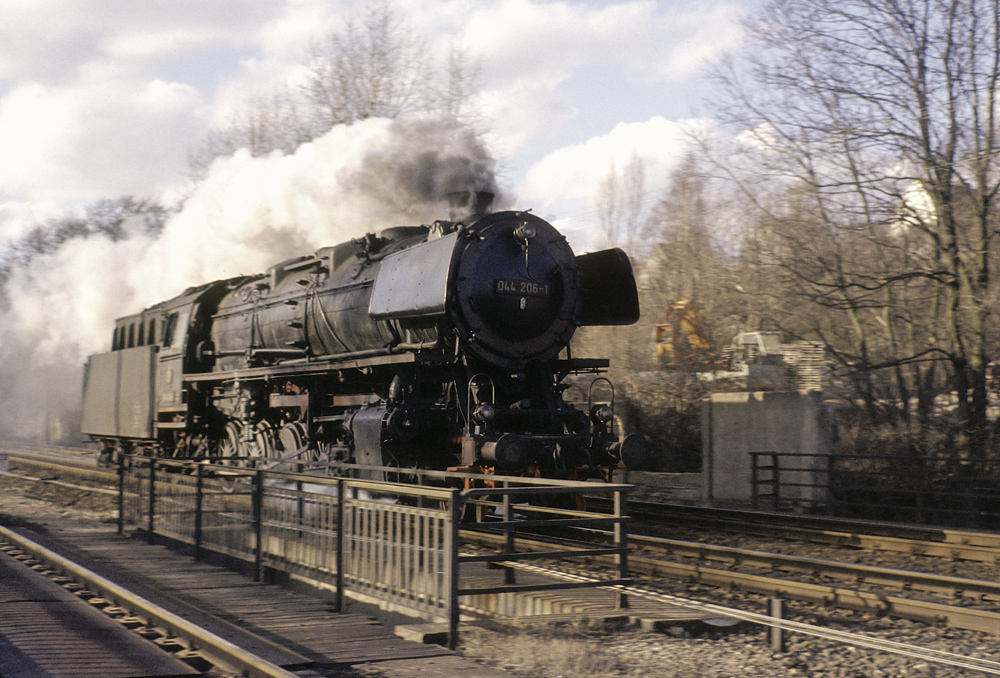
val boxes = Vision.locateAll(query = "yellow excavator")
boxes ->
[653,300,723,370]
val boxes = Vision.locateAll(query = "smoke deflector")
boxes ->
[369,233,458,319]
[576,248,640,326]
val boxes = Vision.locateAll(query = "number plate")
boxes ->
[494,279,550,297]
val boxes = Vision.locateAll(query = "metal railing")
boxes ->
[749,452,1000,527]
[117,456,632,647]
[750,451,780,510]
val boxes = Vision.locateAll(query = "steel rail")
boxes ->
[0,441,95,457]
[0,448,115,483]
[512,562,1000,676]
[0,469,119,496]
[634,553,1000,634]
[640,499,1000,551]
[630,533,1000,602]
[588,498,1000,562]
[0,524,302,678]
[461,527,1000,635]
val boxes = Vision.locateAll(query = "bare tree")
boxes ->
[0,196,173,307]
[187,87,318,176]
[189,2,481,174]
[596,152,647,258]
[640,152,759,356]
[443,40,482,123]
[302,1,427,128]
[714,0,1000,456]
[645,156,718,302]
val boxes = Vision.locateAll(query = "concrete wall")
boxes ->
[702,391,832,507]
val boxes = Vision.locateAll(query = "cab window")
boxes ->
[162,313,178,348]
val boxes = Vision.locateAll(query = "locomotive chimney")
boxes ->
[448,191,494,221]
[472,190,494,217]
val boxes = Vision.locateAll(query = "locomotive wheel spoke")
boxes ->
[219,421,243,465]
[253,421,276,459]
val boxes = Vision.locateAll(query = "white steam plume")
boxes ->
[0,114,502,443]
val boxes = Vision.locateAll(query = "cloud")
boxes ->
[0,78,206,202]
[522,116,709,204]
[0,0,296,203]
[0,1,310,203]
[0,0,746,206]
[461,0,745,153]
[0,1,283,83]
[632,3,747,82]
[516,116,714,250]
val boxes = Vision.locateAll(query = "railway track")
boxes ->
[628,535,1000,634]
[0,540,202,678]
[508,561,1000,676]
[8,442,1000,673]
[0,441,114,483]
[0,525,307,678]
[599,497,1000,563]
[462,520,1000,636]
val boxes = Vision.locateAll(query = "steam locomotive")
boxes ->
[81,192,647,478]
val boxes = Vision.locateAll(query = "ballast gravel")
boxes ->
[456,615,997,678]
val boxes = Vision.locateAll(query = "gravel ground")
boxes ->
[1,469,998,677]
[456,616,998,678]
[455,609,1000,678]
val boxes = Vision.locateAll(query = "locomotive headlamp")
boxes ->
[474,403,496,422]
[514,223,537,242]
[591,404,614,424]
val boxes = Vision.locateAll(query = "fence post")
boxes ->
[147,459,156,544]
[614,488,629,610]
[335,478,345,614]
[751,452,780,511]
[771,453,781,511]
[194,463,204,561]
[117,454,125,535]
[915,458,926,524]
[502,482,515,585]
[252,470,264,583]
[446,488,462,650]
[296,475,305,537]
[769,597,786,651]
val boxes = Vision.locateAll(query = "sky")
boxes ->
[0,0,753,252]
[0,0,756,440]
